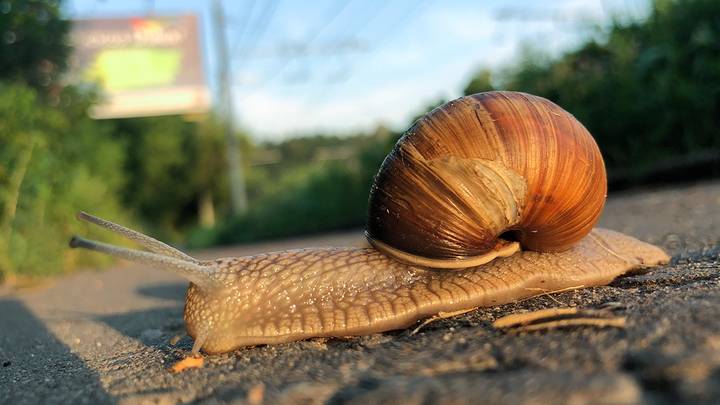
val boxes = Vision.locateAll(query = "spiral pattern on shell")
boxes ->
[366,91,607,266]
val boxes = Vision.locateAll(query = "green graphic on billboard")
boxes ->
[70,15,210,118]
[85,48,182,91]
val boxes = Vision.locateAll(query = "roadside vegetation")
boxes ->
[1,0,718,281]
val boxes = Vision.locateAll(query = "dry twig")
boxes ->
[493,306,626,332]
[411,307,478,335]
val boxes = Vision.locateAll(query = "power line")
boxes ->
[298,0,431,106]
[302,0,354,43]
[257,0,354,85]
[255,0,390,88]
[302,0,391,84]
[247,38,368,59]
[232,0,429,92]
[228,0,258,56]
[232,1,387,63]
[337,0,390,39]
[370,0,431,46]
[232,0,282,65]
[312,0,431,89]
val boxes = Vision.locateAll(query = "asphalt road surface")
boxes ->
[1,180,719,404]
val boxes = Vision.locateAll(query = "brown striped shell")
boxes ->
[365,91,607,268]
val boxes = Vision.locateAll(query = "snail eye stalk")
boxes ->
[76,211,198,263]
[70,213,219,289]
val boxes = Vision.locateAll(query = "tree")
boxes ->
[463,69,494,95]
[0,0,71,91]
[0,84,130,280]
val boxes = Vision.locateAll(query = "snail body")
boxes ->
[70,91,669,355]
[182,228,665,353]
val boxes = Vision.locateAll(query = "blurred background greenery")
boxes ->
[1,0,719,281]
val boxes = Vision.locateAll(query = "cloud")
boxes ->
[234,74,453,139]
[422,7,498,41]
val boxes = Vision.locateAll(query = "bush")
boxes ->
[187,133,394,248]
[0,83,131,280]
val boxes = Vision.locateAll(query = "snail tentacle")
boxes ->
[69,235,219,289]
[77,211,198,263]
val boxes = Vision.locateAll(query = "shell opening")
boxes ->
[499,229,523,244]
[367,232,520,269]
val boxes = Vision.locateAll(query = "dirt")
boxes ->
[1,180,719,404]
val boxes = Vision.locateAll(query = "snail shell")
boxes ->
[366,91,607,268]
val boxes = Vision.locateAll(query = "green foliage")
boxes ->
[0,83,131,280]
[111,116,199,239]
[0,88,244,279]
[213,162,366,244]
[465,0,720,179]
[463,69,495,95]
[0,0,70,90]
[106,114,244,241]
[187,132,395,247]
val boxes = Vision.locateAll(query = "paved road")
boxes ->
[1,180,719,404]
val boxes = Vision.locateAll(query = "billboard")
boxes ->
[70,15,210,119]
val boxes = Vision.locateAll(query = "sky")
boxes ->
[64,0,650,141]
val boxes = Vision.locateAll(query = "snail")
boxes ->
[69,91,669,357]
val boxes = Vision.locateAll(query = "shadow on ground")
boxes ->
[96,282,188,350]
[0,298,115,404]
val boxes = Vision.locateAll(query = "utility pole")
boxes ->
[212,0,248,214]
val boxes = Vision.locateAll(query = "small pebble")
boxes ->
[247,383,265,405]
